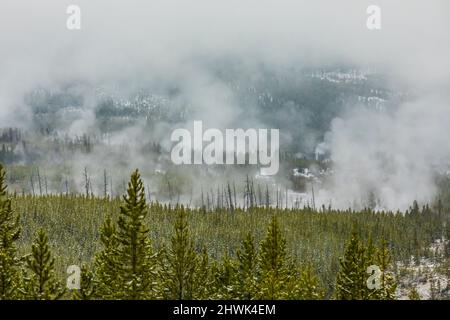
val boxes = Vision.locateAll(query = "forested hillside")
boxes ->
[1,165,448,300]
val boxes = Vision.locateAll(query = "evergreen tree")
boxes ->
[234,233,258,299]
[363,234,378,300]
[0,164,22,300]
[194,248,211,299]
[210,254,236,299]
[335,232,396,300]
[94,169,157,299]
[334,231,368,300]
[257,216,290,299]
[22,229,65,300]
[289,265,325,300]
[408,286,420,300]
[160,206,207,299]
[373,239,397,300]
[72,264,95,300]
[94,215,121,298]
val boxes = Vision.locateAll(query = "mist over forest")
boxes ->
[0,0,449,303]
[1,0,449,211]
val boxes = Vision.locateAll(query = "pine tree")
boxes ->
[72,264,95,300]
[116,170,158,299]
[408,286,420,300]
[288,265,325,300]
[193,248,211,299]
[257,216,290,299]
[94,169,157,299]
[335,231,368,300]
[160,206,206,299]
[22,229,65,300]
[94,215,121,298]
[363,234,378,300]
[210,254,236,299]
[373,239,397,300]
[234,233,258,299]
[0,164,22,300]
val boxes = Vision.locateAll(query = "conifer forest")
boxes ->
[0,1,449,302]
[1,163,448,300]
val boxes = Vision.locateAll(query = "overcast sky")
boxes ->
[1,1,449,209]
[1,0,449,99]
